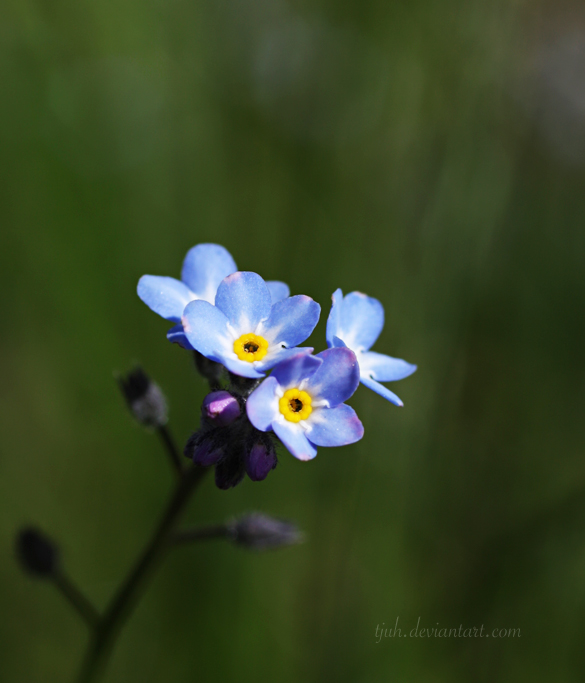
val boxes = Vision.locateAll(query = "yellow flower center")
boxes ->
[279,388,313,423]
[233,333,269,362]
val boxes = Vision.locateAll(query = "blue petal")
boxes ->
[214,271,272,334]
[305,347,360,407]
[258,295,320,348]
[180,244,237,303]
[325,288,344,347]
[337,291,385,352]
[266,281,290,303]
[181,299,233,362]
[221,356,266,379]
[137,275,194,322]
[360,375,404,407]
[166,323,194,350]
[359,351,417,382]
[271,352,322,391]
[273,420,318,461]
[256,346,315,373]
[246,377,280,431]
[331,336,347,348]
[306,404,364,447]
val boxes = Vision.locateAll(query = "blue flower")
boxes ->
[326,289,417,406]
[181,272,320,378]
[246,349,364,461]
[137,243,290,349]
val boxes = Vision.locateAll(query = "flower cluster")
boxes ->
[138,243,416,488]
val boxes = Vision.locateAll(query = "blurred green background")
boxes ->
[2,0,585,680]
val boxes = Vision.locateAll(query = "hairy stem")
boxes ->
[157,424,184,477]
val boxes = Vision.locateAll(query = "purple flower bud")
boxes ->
[201,391,241,427]
[245,441,277,482]
[192,436,224,466]
[215,455,246,490]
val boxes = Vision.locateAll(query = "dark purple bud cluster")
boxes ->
[185,386,278,489]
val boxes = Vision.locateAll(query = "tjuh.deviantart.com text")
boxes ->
[375,618,521,643]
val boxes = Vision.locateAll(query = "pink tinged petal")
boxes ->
[305,404,364,447]
[273,420,318,461]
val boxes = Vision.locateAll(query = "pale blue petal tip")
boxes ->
[137,275,194,323]
[360,375,404,406]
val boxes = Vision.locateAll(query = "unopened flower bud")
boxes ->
[118,367,168,428]
[184,431,224,466]
[228,513,303,551]
[16,528,59,577]
[201,391,241,426]
[215,453,245,489]
[245,440,277,481]
[194,437,225,466]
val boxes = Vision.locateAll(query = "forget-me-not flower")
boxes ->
[326,289,416,406]
[182,272,320,379]
[246,349,364,461]
[137,243,290,349]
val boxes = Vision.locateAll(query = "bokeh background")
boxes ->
[2,0,585,680]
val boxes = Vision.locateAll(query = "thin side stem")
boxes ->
[75,464,209,683]
[157,424,183,476]
[53,571,100,629]
[173,524,229,545]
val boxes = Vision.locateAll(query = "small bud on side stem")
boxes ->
[15,528,100,628]
[173,514,303,551]
[117,366,183,476]
[16,528,59,577]
[227,514,304,551]
[117,367,168,429]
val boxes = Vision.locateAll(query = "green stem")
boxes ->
[75,465,209,683]
[157,424,184,477]
[172,524,229,545]
[53,571,100,629]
